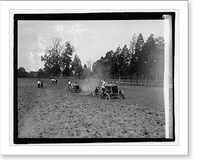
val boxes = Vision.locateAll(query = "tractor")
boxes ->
[91,84,125,100]
[68,83,81,93]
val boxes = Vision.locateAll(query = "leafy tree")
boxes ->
[38,68,45,78]
[41,38,74,77]
[129,33,137,55]
[129,33,138,83]
[18,67,28,78]
[135,33,145,53]
[41,38,62,76]
[134,33,145,85]
[92,59,103,78]
[120,44,130,78]
[111,45,130,81]
[154,36,165,84]
[72,54,83,77]
[140,34,157,85]
[83,64,89,78]
[61,42,74,76]
[112,46,122,79]
[92,50,114,79]
[103,50,114,78]
[146,35,155,80]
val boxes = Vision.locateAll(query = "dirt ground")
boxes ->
[18,78,165,138]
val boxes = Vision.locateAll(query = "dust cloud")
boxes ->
[79,78,101,95]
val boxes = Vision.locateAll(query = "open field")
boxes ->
[18,78,165,138]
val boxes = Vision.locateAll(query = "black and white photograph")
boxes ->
[0,0,191,159]
[14,12,175,144]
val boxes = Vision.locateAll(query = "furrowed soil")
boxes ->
[18,78,165,138]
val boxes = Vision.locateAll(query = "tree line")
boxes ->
[18,37,84,78]
[18,33,164,85]
[92,33,164,85]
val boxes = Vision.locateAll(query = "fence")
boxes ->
[107,78,163,86]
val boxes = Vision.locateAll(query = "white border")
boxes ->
[163,15,170,138]
[0,1,188,155]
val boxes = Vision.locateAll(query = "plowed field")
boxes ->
[18,78,165,138]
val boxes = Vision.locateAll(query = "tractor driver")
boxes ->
[101,79,107,94]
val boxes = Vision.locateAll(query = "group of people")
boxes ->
[37,78,58,88]
[37,78,108,92]
[37,79,43,88]
[52,78,57,84]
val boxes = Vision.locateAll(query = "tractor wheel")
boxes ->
[119,90,125,99]
[105,93,110,100]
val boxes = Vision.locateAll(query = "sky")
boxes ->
[18,20,164,72]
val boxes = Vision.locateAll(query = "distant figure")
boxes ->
[52,79,54,84]
[41,80,43,88]
[37,79,41,88]
[101,79,107,94]
[55,79,57,84]
[68,80,71,87]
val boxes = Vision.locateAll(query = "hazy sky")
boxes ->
[18,20,164,72]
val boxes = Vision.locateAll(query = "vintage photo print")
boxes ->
[14,12,175,144]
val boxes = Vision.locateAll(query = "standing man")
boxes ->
[37,79,41,88]
[41,80,43,88]
[101,79,107,95]
[68,80,71,87]
[68,80,71,91]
